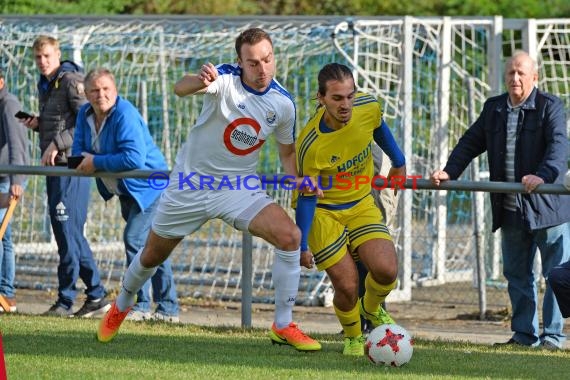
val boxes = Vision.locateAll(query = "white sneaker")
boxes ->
[125,309,152,321]
[152,312,180,323]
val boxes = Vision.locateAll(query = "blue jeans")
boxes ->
[120,195,179,316]
[501,211,570,347]
[0,181,15,298]
[47,176,106,308]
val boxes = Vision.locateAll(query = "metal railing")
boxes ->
[1,164,569,327]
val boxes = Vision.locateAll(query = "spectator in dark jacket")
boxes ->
[430,50,570,350]
[0,68,29,313]
[21,35,109,317]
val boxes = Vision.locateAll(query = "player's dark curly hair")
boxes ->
[317,63,354,96]
[235,28,273,59]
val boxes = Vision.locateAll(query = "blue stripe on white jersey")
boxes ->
[216,63,241,76]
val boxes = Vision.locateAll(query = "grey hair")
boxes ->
[84,68,116,89]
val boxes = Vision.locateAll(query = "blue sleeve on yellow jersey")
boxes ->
[373,120,406,167]
[295,195,317,251]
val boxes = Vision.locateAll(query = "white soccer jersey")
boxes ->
[173,63,296,187]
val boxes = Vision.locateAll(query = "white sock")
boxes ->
[116,249,157,312]
[272,248,301,329]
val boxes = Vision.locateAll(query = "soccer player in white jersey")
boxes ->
[97,27,322,351]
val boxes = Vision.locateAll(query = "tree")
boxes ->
[2,0,569,17]
[1,0,129,14]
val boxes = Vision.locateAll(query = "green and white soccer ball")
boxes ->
[365,324,414,367]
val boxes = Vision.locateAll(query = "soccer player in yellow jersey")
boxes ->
[296,63,406,356]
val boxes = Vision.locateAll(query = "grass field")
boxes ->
[1,314,569,379]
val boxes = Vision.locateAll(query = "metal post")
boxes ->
[241,231,253,329]
[400,16,414,300]
[435,16,452,283]
[158,27,172,166]
[489,16,504,96]
[139,81,148,124]
[467,77,487,320]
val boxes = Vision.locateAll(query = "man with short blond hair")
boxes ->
[22,35,109,317]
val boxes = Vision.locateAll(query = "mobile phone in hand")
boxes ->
[67,156,85,169]
[14,111,34,119]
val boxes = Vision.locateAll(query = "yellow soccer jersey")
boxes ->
[297,92,381,206]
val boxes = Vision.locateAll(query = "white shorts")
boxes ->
[152,180,274,239]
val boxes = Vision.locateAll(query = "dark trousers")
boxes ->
[46,176,105,308]
[549,260,570,318]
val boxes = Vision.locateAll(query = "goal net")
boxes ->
[1,16,569,308]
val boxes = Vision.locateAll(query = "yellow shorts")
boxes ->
[309,195,392,271]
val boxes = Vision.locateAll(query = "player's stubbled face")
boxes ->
[318,78,356,128]
[238,39,276,92]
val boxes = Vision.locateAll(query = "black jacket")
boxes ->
[443,88,570,232]
[36,61,86,165]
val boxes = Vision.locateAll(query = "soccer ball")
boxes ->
[365,324,414,367]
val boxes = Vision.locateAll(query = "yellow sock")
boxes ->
[362,274,397,315]
[334,303,361,338]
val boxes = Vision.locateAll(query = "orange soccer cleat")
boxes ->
[97,302,131,343]
[269,322,321,352]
